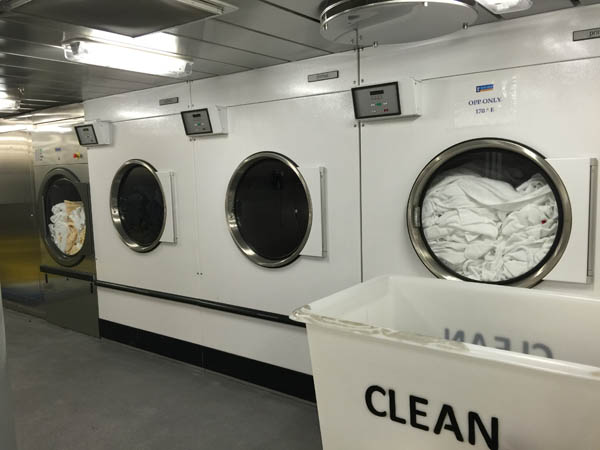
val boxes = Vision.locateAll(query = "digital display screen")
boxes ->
[351,82,401,120]
[181,108,213,135]
[75,125,98,146]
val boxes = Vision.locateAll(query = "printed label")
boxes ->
[454,77,517,127]
[307,70,339,82]
[365,386,499,449]
[476,84,494,93]
[573,27,600,41]
[159,96,179,106]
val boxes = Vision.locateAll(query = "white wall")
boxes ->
[85,4,600,374]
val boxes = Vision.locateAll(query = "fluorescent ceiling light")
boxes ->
[62,38,193,78]
[476,0,533,14]
[0,98,20,111]
[0,125,31,133]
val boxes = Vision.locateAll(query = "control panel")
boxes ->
[74,121,112,146]
[181,106,228,137]
[352,82,401,119]
[34,146,88,166]
[351,79,421,121]
[182,108,213,134]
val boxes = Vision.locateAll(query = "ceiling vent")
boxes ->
[0,0,237,37]
[320,0,479,46]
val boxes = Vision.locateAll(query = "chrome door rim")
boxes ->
[110,159,166,253]
[38,167,87,267]
[406,138,572,288]
[225,152,313,268]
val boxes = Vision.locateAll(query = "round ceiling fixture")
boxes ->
[320,0,479,46]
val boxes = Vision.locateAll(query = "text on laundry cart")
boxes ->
[365,386,499,450]
[444,328,553,358]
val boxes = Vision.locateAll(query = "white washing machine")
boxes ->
[192,91,361,316]
[361,60,598,293]
[85,86,200,298]
[82,58,360,377]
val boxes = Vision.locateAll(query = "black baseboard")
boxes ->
[99,319,316,402]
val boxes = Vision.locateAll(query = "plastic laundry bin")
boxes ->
[291,276,600,450]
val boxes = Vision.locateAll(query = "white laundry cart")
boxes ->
[291,276,600,450]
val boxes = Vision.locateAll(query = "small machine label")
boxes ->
[159,96,179,106]
[476,83,494,93]
[573,27,600,41]
[307,70,339,82]
[454,77,517,127]
[365,386,500,449]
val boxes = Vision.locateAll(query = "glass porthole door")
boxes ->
[226,152,313,268]
[110,159,166,253]
[407,139,572,288]
[39,168,92,267]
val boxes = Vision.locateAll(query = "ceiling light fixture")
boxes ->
[0,98,20,111]
[476,0,533,14]
[62,38,193,78]
[320,0,479,46]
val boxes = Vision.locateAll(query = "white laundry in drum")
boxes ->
[48,200,86,256]
[421,171,558,281]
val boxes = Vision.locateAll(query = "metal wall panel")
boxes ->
[0,131,42,315]
[216,0,353,53]
[168,19,328,61]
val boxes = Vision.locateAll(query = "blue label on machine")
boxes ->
[476,84,494,93]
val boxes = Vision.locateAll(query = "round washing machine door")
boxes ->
[39,168,92,267]
[225,152,312,268]
[110,159,166,253]
[407,138,572,288]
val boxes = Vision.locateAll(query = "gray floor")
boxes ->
[4,310,322,450]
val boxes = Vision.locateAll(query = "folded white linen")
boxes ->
[421,171,558,282]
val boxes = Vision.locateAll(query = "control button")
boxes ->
[384,108,389,113]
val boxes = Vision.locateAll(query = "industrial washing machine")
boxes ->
[193,92,361,316]
[360,61,598,293]
[83,64,361,378]
[86,94,198,298]
[33,117,99,336]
